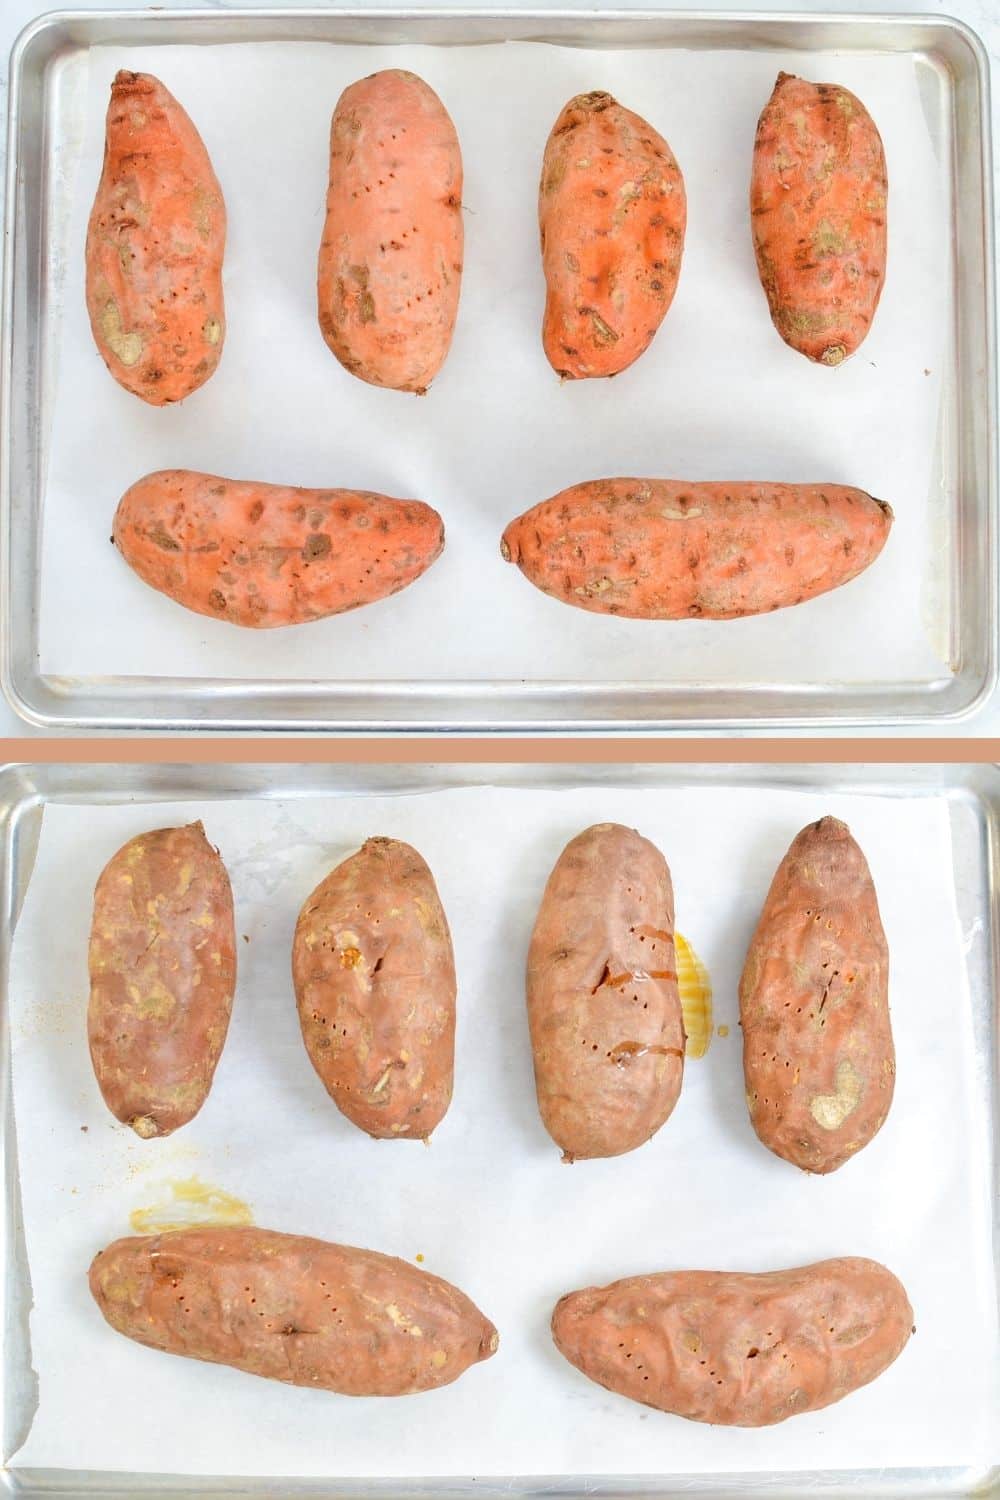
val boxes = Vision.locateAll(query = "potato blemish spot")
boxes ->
[101,301,143,366]
[809,1058,863,1130]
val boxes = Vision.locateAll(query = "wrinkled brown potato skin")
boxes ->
[317,70,463,393]
[293,838,456,1140]
[89,1226,498,1395]
[85,71,226,404]
[552,1257,912,1426]
[527,823,683,1161]
[740,817,893,1174]
[539,91,686,379]
[88,822,236,1139]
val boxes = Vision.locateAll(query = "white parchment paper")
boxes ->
[40,41,950,687]
[8,785,997,1477]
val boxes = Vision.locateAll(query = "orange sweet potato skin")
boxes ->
[317,70,463,393]
[293,838,456,1140]
[89,1226,498,1395]
[740,817,894,1174]
[751,73,887,365]
[501,479,892,620]
[552,1257,912,1425]
[113,469,444,628]
[88,822,236,1139]
[527,823,683,1161]
[540,92,686,379]
[85,71,226,404]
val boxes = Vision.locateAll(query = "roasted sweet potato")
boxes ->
[539,91,686,379]
[89,1226,498,1394]
[526,823,683,1161]
[88,821,236,1139]
[552,1257,912,1425]
[85,71,226,404]
[113,469,444,627]
[501,479,892,619]
[751,73,887,365]
[317,69,463,393]
[740,816,894,1174]
[293,838,456,1140]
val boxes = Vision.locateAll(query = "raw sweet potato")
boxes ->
[88,821,236,1139]
[317,70,463,393]
[501,479,892,619]
[89,1226,498,1394]
[739,816,894,1174]
[552,1257,912,1425]
[113,469,444,628]
[85,71,226,404]
[751,73,887,365]
[526,823,683,1161]
[539,91,686,379]
[293,838,456,1140]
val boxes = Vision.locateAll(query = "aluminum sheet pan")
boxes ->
[0,10,996,732]
[0,761,997,1497]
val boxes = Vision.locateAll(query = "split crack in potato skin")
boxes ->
[87,822,236,1138]
[750,73,887,365]
[526,822,684,1160]
[739,815,894,1173]
[539,91,686,379]
[292,837,456,1140]
[113,469,445,628]
[551,1257,913,1425]
[85,71,226,404]
[88,1226,498,1395]
[501,479,893,620]
[317,69,464,393]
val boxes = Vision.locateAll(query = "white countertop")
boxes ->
[1,0,997,740]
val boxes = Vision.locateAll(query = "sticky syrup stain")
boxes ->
[129,1176,253,1234]
[675,932,713,1060]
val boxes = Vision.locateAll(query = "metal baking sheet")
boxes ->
[0,9,996,733]
[0,761,997,1498]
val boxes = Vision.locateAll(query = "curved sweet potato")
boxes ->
[113,469,444,627]
[88,821,236,1139]
[751,73,887,365]
[740,816,894,1173]
[85,71,226,404]
[540,91,686,379]
[317,70,463,393]
[501,479,893,619]
[293,838,456,1140]
[526,823,683,1161]
[552,1257,912,1425]
[89,1226,498,1395]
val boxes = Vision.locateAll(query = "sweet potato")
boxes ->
[501,479,892,619]
[539,91,686,379]
[739,816,894,1174]
[85,71,226,404]
[293,838,456,1140]
[317,70,463,393]
[552,1257,912,1425]
[113,469,444,628]
[88,821,236,1139]
[89,1226,498,1394]
[526,823,683,1161]
[751,73,887,365]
